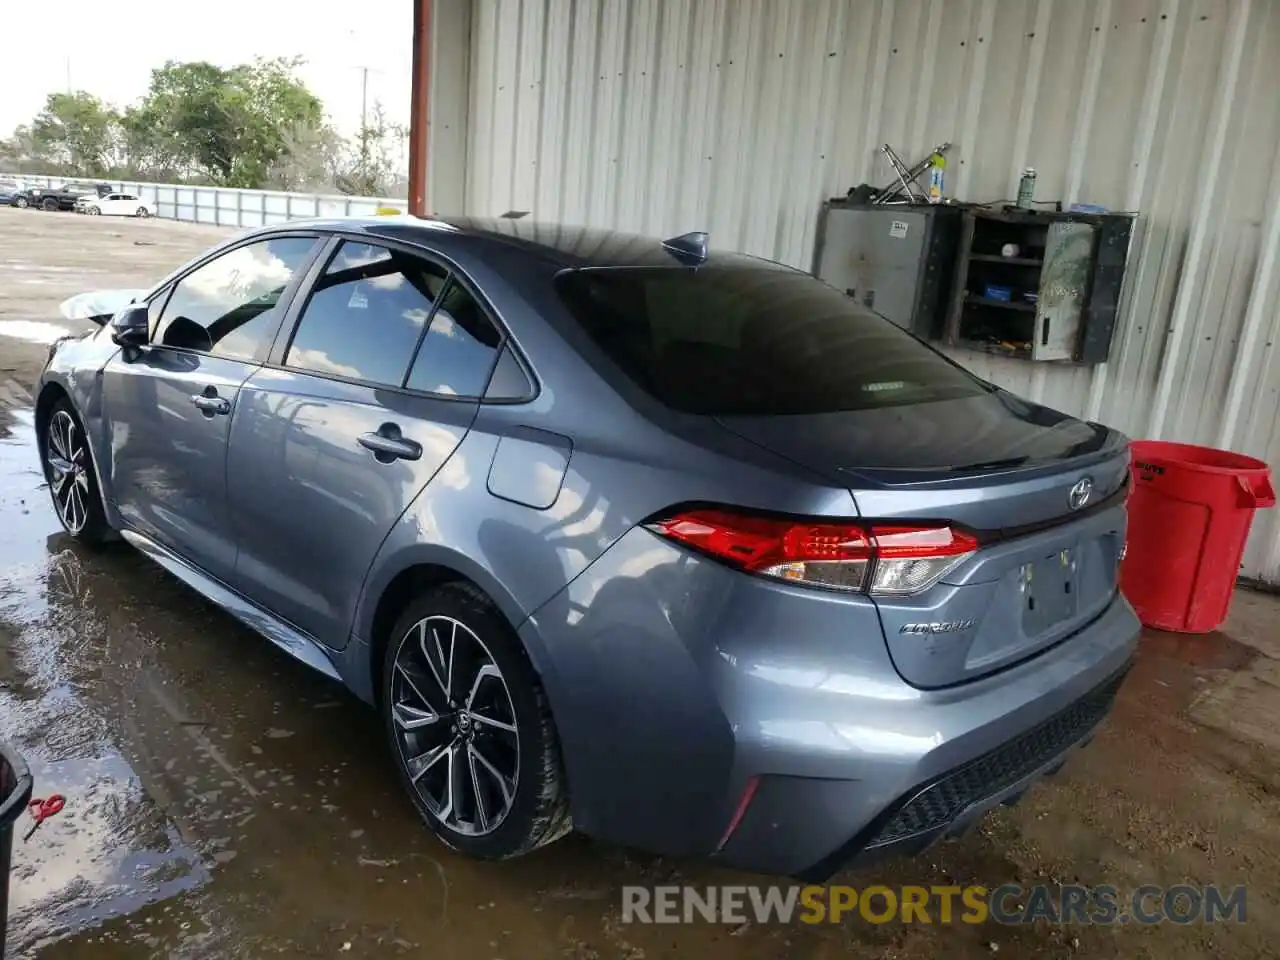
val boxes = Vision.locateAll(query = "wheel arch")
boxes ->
[35,381,71,451]
[35,379,122,535]
[358,546,547,708]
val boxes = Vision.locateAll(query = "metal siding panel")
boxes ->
[488,0,524,215]
[560,0,601,225]
[535,0,573,222]
[462,0,1280,583]
[467,0,499,212]
[741,0,796,258]
[511,0,547,213]
[428,0,472,215]
[589,0,628,225]
[778,0,845,267]
[678,0,728,232]
[615,0,659,233]
[646,0,693,237]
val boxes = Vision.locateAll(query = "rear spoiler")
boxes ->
[59,289,148,327]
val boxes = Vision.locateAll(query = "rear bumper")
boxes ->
[762,660,1129,880]
[522,528,1141,878]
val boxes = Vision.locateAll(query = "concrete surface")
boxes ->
[3,207,1280,958]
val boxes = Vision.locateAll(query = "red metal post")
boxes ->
[407,0,432,216]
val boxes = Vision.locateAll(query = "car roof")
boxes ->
[252,215,785,271]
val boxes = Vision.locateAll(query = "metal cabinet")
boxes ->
[942,209,1135,364]
[812,202,962,341]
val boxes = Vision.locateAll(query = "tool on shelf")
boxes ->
[872,141,953,205]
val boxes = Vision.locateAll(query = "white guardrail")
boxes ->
[3,173,403,229]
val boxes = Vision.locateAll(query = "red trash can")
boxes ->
[1121,440,1276,633]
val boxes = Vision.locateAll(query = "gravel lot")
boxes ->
[2,206,1280,958]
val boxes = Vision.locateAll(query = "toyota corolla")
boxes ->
[34,217,1138,878]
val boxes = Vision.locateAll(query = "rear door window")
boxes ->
[555,265,990,416]
[155,236,318,361]
[285,241,449,387]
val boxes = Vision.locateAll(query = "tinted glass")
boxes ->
[555,265,990,416]
[155,237,316,360]
[405,281,502,397]
[285,242,449,386]
[484,344,534,401]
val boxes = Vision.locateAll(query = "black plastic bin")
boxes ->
[0,740,32,958]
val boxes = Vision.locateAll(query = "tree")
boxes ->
[30,92,119,173]
[1,56,407,193]
[0,125,41,173]
[123,57,323,187]
[267,123,346,192]
[334,101,407,197]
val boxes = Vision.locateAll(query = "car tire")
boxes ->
[382,582,572,860]
[135,207,150,218]
[88,206,100,216]
[41,198,57,212]
[15,197,27,209]
[39,398,110,544]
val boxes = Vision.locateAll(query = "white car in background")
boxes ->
[80,193,153,218]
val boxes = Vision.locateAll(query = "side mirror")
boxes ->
[110,304,150,347]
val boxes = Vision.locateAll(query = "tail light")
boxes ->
[645,508,977,596]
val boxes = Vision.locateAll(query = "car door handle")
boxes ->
[190,394,231,416]
[359,429,422,462]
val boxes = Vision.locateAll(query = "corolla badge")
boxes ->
[899,620,976,635]
[1069,477,1094,511]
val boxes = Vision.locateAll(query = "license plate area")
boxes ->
[1019,547,1080,635]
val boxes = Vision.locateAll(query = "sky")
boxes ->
[0,0,415,139]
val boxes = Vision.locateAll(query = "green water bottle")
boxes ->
[1016,168,1037,209]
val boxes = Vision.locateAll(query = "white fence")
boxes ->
[3,174,402,229]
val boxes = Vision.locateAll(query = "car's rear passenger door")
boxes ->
[225,237,506,650]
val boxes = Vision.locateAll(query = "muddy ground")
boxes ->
[1,207,1279,958]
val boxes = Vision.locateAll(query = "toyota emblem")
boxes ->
[1069,477,1094,511]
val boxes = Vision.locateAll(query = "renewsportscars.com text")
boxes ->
[621,884,1247,926]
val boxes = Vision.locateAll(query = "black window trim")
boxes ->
[142,231,328,365]
[266,230,538,405]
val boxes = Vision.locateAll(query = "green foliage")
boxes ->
[0,57,380,191]
[123,57,324,186]
[30,92,119,173]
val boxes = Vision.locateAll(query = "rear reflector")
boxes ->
[647,508,976,596]
[716,775,760,851]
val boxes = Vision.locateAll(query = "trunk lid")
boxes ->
[718,391,1131,688]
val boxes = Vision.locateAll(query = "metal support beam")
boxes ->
[408,0,433,216]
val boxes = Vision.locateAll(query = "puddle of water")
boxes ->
[0,320,74,344]
[6,753,210,955]
[0,413,211,954]
[0,410,56,571]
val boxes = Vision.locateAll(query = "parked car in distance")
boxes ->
[0,182,27,206]
[80,193,153,218]
[34,217,1139,879]
[30,182,110,212]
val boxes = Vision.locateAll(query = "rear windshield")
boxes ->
[555,265,990,416]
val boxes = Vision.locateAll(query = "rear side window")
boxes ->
[285,241,449,387]
[405,281,502,397]
[555,265,990,416]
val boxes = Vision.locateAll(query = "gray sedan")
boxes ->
[34,217,1138,878]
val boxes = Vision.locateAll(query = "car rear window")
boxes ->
[554,265,990,416]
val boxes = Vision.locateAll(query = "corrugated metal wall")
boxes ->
[462,0,1280,584]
